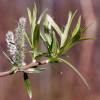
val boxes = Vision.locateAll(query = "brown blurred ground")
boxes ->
[0,0,100,100]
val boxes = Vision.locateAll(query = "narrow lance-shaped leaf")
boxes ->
[43,15,49,29]
[63,11,77,35]
[71,16,81,37]
[59,36,81,55]
[33,24,40,49]
[59,40,73,55]
[24,32,32,48]
[24,68,46,74]
[46,14,62,37]
[79,37,95,41]
[42,33,53,54]
[59,27,81,55]
[27,8,32,25]
[40,33,48,45]
[23,73,32,99]
[37,9,48,25]
[43,16,52,46]
[32,3,37,19]
[58,58,90,89]
[40,32,51,50]
[45,34,52,46]
[61,11,77,47]
[50,32,59,55]
[59,34,93,56]
[31,3,37,46]
[61,12,72,47]
[32,24,40,58]
[35,52,50,58]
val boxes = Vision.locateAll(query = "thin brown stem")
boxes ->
[0,59,49,77]
[0,70,14,77]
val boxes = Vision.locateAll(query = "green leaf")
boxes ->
[48,57,58,62]
[59,40,72,55]
[31,24,40,59]
[45,33,52,46]
[63,11,77,35]
[37,9,48,24]
[23,73,32,99]
[40,33,51,50]
[43,17,59,56]
[32,3,37,20]
[46,14,62,37]
[59,39,79,55]
[40,33,55,54]
[61,11,77,47]
[59,35,94,56]
[72,16,81,37]
[40,32,48,46]
[71,30,81,43]
[59,28,81,55]
[27,8,32,25]
[80,37,95,41]
[40,33,46,42]
[25,68,46,74]
[24,32,32,48]
[44,32,58,55]
[50,32,59,55]
[58,58,90,89]
[35,51,50,58]
[33,24,40,49]
[29,3,37,47]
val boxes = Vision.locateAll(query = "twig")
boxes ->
[0,59,49,77]
[0,70,14,77]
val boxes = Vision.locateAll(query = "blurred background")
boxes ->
[0,0,100,100]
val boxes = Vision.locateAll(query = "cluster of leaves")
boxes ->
[4,3,93,99]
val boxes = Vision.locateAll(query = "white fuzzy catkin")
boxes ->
[6,31,17,63]
[15,17,26,48]
[6,17,26,67]
[15,17,26,67]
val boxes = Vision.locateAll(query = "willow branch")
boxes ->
[0,59,49,77]
[0,70,14,77]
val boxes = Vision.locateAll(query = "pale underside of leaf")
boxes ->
[24,68,46,74]
[31,4,37,47]
[27,8,32,25]
[37,9,48,25]
[46,14,62,37]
